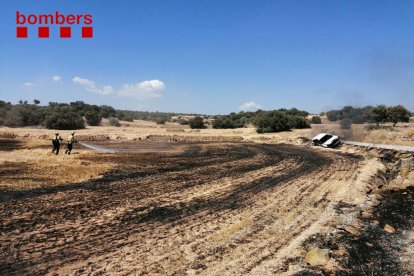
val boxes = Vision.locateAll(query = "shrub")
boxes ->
[99,105,116,118]
[254,111,290,133]
[45,107,85,130]
[108,117,120,127]
[1,104,45,127]
[212,115,251,129]
[283,108,309,117]
[326,110,339,121]
[189,116,205,129]
[213,118,235,129]
[311,116,322,124]
[2,108,24,127]
[122,116,134,122]
[178,119,189,125]
[287,115,311,129]
[85,111,102,126]
[156,118,166,124]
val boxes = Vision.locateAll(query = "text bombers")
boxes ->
[16,11,93,25]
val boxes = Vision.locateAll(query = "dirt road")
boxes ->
[0,141,362,275]
[344,140,414,153]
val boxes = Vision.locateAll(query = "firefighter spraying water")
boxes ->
[51,131,116,155]
[65,131,77,154]
[51,132,63,155]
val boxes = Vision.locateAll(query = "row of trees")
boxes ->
[325,105,411,127]
[0,100,196,130]
[0,100,109,129]
[212,108,311,133]
[1,99,411,132]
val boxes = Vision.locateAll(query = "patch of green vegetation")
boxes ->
[213,108,310,133]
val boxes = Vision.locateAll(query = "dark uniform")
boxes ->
[65,132,76,154]
[51,133,63,155]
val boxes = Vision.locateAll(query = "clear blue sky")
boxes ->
[1,0,414,114]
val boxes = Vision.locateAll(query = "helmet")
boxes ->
[55,133,59,135]
[71,131,75,135]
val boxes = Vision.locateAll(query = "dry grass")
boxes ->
[361,126,414,146]
[0,140,113,190]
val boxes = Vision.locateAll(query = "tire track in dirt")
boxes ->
[0,142,360,275]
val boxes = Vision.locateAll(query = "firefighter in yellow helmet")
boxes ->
[65,131,77,154]
[51,132,63,155]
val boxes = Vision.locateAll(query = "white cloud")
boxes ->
[138,80,165,91]
[73,76,94,88]
[72,76,114,95]
[239,101,262,112]
[118,80,166,98]
[73,76,166,99]
[23,82,35,89]
[52,75,62,82]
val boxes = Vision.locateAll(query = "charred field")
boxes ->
[0,137,412,275]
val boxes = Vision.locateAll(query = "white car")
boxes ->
[312,133,341,148]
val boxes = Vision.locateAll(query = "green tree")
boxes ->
[254,111,290,133]
[326,110,339,121]
[369,105,388,126]
[99,105,116,118]
[287,115,310,129]
[45,106,85,130]
[283,108,309,117]
[85,111,102,126]
[388,105,410,127]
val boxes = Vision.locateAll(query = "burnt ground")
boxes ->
[338,186,414,275]
[0,138,21,151]
[0,139,410,275]
[299,179,414,275]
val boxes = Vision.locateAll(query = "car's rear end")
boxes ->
[322,135,340,148]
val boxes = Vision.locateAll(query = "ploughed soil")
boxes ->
[0,139,410,275]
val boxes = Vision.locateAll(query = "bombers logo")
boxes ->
[16,11,93,38]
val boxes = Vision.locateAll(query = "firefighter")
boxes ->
[65,131,77,154]
[51,132,63,155]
